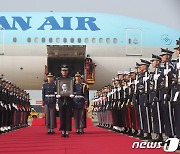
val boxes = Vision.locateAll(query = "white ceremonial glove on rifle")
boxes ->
[70,94,74,98]
[134,80,139,85]
[164,69,171,76]
[143,76,149,82]
[56,95,61,98]
[154,74,160,81]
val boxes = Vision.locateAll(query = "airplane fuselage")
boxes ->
[0,12,180,90]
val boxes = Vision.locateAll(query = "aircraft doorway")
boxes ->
[47,45,86,78]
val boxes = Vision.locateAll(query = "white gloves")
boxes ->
[70,94,74,98]
[56,95,61,98]
[134,80,139,85]
[164,69,171,76]
[154,74,160,81]
[143,76,149,82]
[128,82,131,86]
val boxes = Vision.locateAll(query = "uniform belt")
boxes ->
[74,95,85,99]
[45,95,55,97]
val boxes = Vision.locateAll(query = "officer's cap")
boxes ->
[47,72,54,77]
[174,39,180,50]
[123,71,130,75]
[136,62,141,67]
[130,69,136,74]
[140,59,151,66]
[114,77,118,81]
[75,72,81,77]
[150,54,161,62]
[160,48,174,56]
[117,71,124,75]
[61,65,69,71]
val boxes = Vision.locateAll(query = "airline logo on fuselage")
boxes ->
[0,16,100,31]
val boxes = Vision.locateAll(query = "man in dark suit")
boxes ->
[56,65,73,137]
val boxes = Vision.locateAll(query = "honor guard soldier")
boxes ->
[105,85,113,129]
[80,75,89,130]
[42,73,57,134]
[137,59,152,140]
[111,77,120,131]
[159,48,175,138]
[172,39,180,143]
[56,65,73,138]
[116,71,125,132]
[132,63,143,138]
[149,54,163,141]
[123,71,132,134]
[73,72,89,134]
[129,69,139,136]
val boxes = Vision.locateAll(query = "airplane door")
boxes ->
[126,29,142,56]
[0,26,5,55]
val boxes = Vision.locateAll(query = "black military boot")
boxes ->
[65,131,69,138]
[127,129,133,136]
[47,129,51,134]
[136,130,144,138]
[61,130,66,137]
[122,127,128,134]
[51,128,55,134]
[152,133,163,142]
[141,133,152,140]
[132,130,138,136]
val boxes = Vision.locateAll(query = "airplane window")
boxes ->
[78,38,81,43]
[92,38,96,43]
[42,38,46,43]
[113,38,118,44]
[34,37,38,43]
[49,38,53,43]
[27,37,31,43]
[70,38,74,43]
[85,38,89,43]
[13,37,17,43]
[56,38,60,43]
[106,38,110,44]
[63,38,67,43]
[99,38,103,43]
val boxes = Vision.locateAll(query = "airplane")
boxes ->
[0,12,180,90]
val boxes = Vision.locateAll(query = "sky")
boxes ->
[0,0,180,29]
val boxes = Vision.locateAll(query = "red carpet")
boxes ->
[0,118,178,154]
